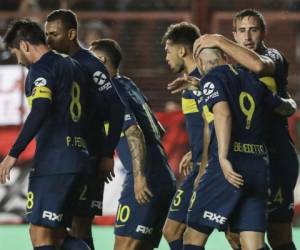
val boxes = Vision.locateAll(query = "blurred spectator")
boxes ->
[79,20,111,47]
[18,0,40,13]
[38,0,60,10]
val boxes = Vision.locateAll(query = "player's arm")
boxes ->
[124,124,153,204]
[194,113,210,189]
[264,89,297,116]
[193,34,275,75]
[98,95,125,183]
[213,101,244,188]
[0,98,51,184]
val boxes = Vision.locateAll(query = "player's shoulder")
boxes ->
[261,47,286,62]
[113,74,133,84]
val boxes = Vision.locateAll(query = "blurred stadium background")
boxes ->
[1,0,300,249]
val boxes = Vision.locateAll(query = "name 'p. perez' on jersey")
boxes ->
[181,68,204,171]
[113,75,176,190]
[25,51,90,177]
[200,64,284,163]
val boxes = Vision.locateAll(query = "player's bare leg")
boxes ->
[183,226,209,249]
[239,231,264,250]
[70,216,94,249]
[114,235,152,250]
[29,224,64,248]
[267,222,296,250]
[225,230,241,250]
[163,218,186,244]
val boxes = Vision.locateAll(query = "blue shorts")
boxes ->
[268,151,299,223]
[167,170,198,223]
[114,184,175,247]
[187,157,268,233]
[26,174,83,228]
[73,174,104,217]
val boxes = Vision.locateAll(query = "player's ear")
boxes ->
[68,29,77,41]
[19,40,29,53]
[178,46,187,58]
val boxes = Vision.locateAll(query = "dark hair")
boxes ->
[90,39,122,69]
[46,9,78,30]
[233,9,266,32]
[161,21,200,52]
[3,19,46,48]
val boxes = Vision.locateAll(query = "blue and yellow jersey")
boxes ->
[181,68,204,170]
[200,64,283,163]
[113,75,176,190]
[257,47,296,157]
[72,48,124,158]
[25,51,89,176]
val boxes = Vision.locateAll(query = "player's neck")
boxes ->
[31,45,49,64]
[68,41,80,56]
[184,56,197,75]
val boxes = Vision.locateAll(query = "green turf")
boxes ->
[0,225,300,249]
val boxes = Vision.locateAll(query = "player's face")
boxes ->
[233,16,265,51]
[45,20,70,54]
[10,47,30,68]
[164,40,184,73]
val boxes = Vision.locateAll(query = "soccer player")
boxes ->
[160,22,207,250]
[0,19,91,250]
[180,46,296,250]
[193,9,299,250]
[45,9,125,250]
[90,38,176,250]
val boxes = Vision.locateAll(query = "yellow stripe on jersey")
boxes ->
[259,76,277,93]
[104,121,125,137]
[27,86,52,108]
[202,105,214,123]
[182,97,199,114]
[227,64,238,75]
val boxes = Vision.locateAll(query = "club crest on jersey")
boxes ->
[93,71,107,86]
[203,82,215,96]
[203,81,219,101]
[34,77,47,87]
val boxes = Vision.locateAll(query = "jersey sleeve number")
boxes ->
[239,92,255,130]
[69,82,82,122]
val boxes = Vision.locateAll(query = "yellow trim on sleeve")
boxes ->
[27,86,52,108]
[259,76,277,93]
[202,105,214,123]
[181,97,199,114]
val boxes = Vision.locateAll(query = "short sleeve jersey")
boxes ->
[113,75,176,189]
[200,64,282,163]
[181,68,204,170]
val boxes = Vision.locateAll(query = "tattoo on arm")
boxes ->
[125,125,146,177]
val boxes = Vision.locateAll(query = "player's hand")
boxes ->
[0,155,16,184]
[179,151,193,176]
[219,158,244,188]
[193,34,222,59]
[134,174,153,204]
[167,74,200,94]
[97,157,115,184]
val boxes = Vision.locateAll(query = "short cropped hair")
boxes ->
[3,19,46,49]
[233,9,266,32]
[46,9,78,30]
[161,22,200,52]
[90,39,122,69]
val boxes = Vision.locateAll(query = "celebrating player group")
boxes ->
[0,7,298,250]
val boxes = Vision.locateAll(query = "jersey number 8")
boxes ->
[69,82,82,122]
